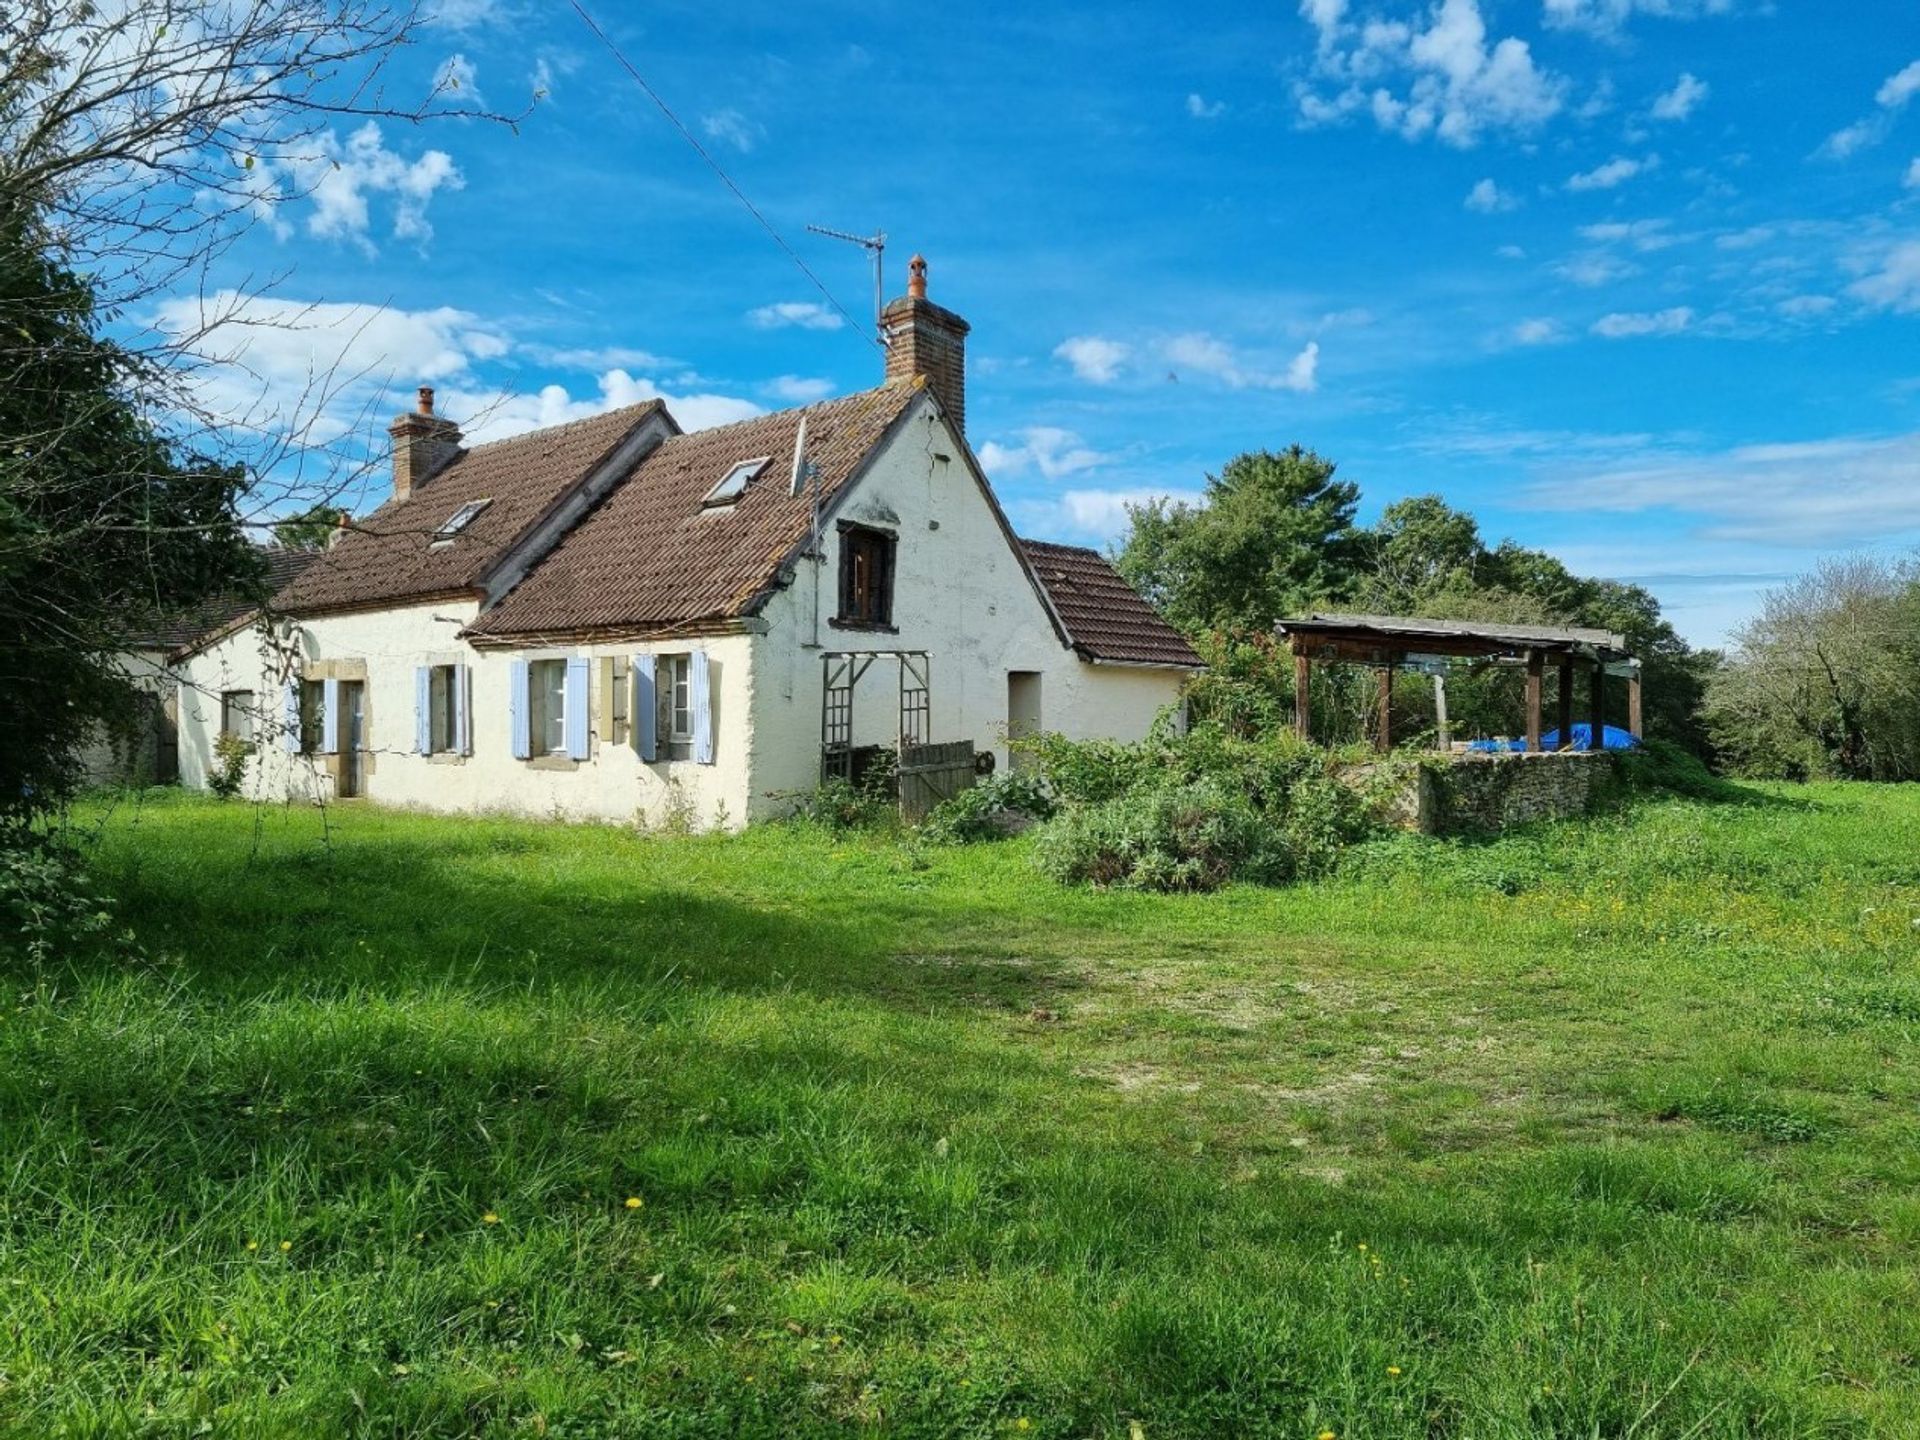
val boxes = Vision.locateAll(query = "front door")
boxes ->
[339,681,367,797]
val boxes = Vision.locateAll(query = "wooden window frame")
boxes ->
[834,522,897,630]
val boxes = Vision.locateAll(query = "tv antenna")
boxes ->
[806,224,887,339]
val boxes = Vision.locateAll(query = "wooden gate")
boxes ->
[897,740,977,822]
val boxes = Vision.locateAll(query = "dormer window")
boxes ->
[431,498,492,545]
[702,456,769,509]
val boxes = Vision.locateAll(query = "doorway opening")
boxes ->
[1007,671,1042,769]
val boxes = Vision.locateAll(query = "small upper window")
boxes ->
[702,456,769,508]
[432,498,492,543]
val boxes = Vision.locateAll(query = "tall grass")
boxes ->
[2,782,1917,1436]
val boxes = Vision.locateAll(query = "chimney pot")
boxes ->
[418,385,435,415]
[907,254,927,299]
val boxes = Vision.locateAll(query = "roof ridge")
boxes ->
[456,397,666,456]
[651,381,907,448]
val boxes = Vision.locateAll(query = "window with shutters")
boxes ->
[427,664,459,754]
[835,523,896,629]
[655,652,693,760]
[220,690,255,745]
[528,658,567,755]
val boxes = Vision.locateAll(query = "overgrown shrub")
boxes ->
[1033,778,1285,892]
[208,732,251,800]
[0,828,119,962]
[922,770,1055,844]
[786,750,901,833]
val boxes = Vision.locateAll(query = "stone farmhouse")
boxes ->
[173,258,1201,827]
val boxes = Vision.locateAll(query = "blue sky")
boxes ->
[174,0,1920,646]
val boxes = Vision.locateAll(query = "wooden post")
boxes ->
[1293,647,1311,742]
[1588,662,1606,751]
[1377,664,1396,750]
[1627,668,1643,740]
[1556,660,1574,752]
[1433,672,1451,753]
[1524,650,1543,753]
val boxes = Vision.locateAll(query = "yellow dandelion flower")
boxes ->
[244,1239,258,1252]
[1387,1365,1402,1376]
[1015,1421,1032,1433]
[482,1212,500,1225]
[829,1335,843,1347]
[278,1240,292,1252]
[1318,1431,1337,1440]
[624,1196,643,1210]
[1356,1243,1367,1252]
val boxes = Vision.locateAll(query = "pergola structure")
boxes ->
[1275,614,1643,753]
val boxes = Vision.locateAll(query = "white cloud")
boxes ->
[537,344,674,372]
[1849,240,1920,313]
[1776,295,1836,318]
[446,370,762,441]
[1512,317,1562,344]
[747,301,844,331]
[435,52,484,106]
[1164,333,1319,392]
[1566,153,1657,191]
[1497,243,1528,259]
[1296,0,1565,148]
[1053,335,1130,384]
[1555,251,1639,287]
[1906,158,1920,189]
[1520,430,1920,547]
[701,108,762,153]
[1577,218,1678,251]
[1542,0,1735,38]
[1879,60,1920,109]
[1465,177,1519,212]
[1651,72,1708,121]
[1591,306,1694,337]
[978,427,1112,481]
[297,123,463,253]
[1012,486,1206,545]
[765,374,836,403]
[1819,58,1920,159]
[1186,93,1227,119]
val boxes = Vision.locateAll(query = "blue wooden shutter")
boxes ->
[282,682,300,754]
[415,666,432,754]
[321,678,340,755]
[565,657,591,760]
[690,649,714,765]
[508,659,530,759]
[454,664,471,755]
[634,654,657,761]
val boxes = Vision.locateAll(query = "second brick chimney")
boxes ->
[388,385,462,502]
[881,254,970,434]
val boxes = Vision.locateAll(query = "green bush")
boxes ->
[0,828,119,962]
[1032,778,1287,892]
[922,771,1055,844]
[208,732,251,800]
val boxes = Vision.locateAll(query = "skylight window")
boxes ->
[431,498,491,544]
[703,456,769,508]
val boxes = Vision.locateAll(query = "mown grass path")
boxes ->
[5,785,1919,1436]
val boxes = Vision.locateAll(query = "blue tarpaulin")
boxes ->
[1467,724,1640,754]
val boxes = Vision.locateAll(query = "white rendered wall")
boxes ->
[745,396,1187,818]
[177,599,756,828]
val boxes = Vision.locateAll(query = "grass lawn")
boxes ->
[5,782,1920,1437]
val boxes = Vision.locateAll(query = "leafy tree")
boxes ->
[0,200,257,813]
[1114,447,1361,634]
[1707,556,1920,781]
[273,505,346,551]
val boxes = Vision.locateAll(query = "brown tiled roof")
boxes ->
[136,548,318,650]
[469,383,921,639]
[1019,540,1203,668]
[271,400,669,616]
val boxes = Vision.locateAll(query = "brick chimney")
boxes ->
[881,254,970,434]
[388,385,462,502]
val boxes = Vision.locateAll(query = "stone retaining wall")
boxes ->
[1429,751,1616,834]
[1341,750,1617,835]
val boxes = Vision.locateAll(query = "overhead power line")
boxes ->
[565,0,881,349]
